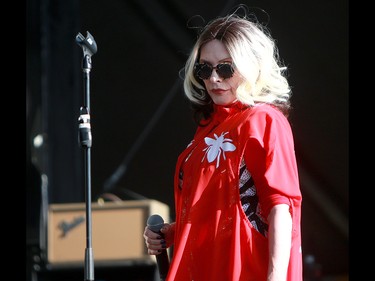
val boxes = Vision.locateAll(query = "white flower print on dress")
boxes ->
[202,132,236,168]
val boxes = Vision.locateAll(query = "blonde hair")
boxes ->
[183,11,292,119]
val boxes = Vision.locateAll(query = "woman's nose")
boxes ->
[209,69,221,82]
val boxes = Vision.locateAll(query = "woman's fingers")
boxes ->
[143,226,165,253]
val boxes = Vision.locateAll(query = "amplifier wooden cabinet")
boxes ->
[47,199,170,266]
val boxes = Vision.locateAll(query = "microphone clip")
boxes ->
[76,31,97,57]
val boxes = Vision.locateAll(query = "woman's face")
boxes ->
[199,39,242,106]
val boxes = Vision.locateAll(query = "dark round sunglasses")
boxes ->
[194,63,235,80]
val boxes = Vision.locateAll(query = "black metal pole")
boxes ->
[75,31,97,281]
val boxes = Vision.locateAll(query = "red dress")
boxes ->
[168,102,303,281]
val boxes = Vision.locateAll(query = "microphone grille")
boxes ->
[147,214,165,232]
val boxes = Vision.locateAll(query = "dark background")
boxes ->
[26,0,349,280]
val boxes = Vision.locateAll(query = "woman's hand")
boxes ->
[143,222,176,255]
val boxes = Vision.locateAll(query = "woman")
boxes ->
[143,9,303,281]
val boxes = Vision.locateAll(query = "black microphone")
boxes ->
[147,214,170,281]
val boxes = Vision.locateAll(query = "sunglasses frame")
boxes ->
[194,63,235,80]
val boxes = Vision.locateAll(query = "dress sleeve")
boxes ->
[243,105,301,218]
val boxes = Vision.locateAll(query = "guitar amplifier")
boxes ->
[46,199,170,266]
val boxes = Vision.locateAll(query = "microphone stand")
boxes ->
[75,31,97,281]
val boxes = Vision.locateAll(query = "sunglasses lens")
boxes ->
[216,64,234,79]
[196,64,213,80]
[195,63,234,80]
